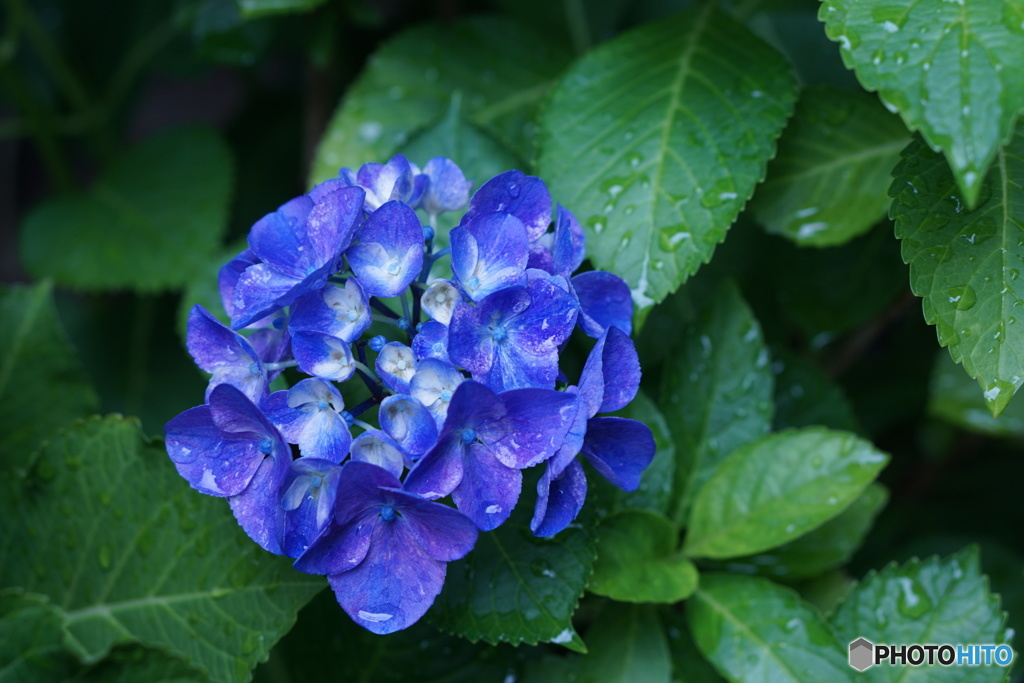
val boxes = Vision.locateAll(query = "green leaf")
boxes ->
[20,128,234,292]
[771,349,860,433]
[236,0,326,19]
[589,510,697,604]
[750,85,909,246]
[820,0,1024,206]
[0,416,322,682]
[576,603,671,683]
[0,591,77,683]
[177,240,246,344]
[661,608,727,683]
[538,5,797,308]
[429,502,594,651]
[708,484,889,580]
[690,574,852,683]
[71,645,209,683]
[660,282,774,525]
[309,16,571,185]
[930,349,1024,436]
[684,428,889,559]
[0,281,97,465]
[831,546,1010,683]
[891,127,1024,416]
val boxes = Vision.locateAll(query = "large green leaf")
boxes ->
[589,510,697,604]
[538,5,797,308]
[661,609,727,683]
[930,350,1024,436]
[684,428,889,559]
[429,502,594,651]
[576,604,671,683]
[750,85,909,246]
[831,547,1010,683]
[820,0,1024,206]
[309,16,571,185]
[705,484,888,580]
[660,282,774,525]
[891,127,1024,416]
[236,0,326,19]
[20,127,233,292]
[689,574,852,683]
[0,591,77,683]
[0,282,97,465]
[0,416,322,683]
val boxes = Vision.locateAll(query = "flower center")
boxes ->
[317,399,330,411]
[466,276,480,290]
[346,309,358,322]
[490,325,508,342]
[380,504,397,522]
[460,428,477,444]
[249,362,261,377]
[259,438,273,455]
[440,389,452,402]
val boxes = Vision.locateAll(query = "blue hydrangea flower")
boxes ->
[293,462,478,634]
[165,155,655,635]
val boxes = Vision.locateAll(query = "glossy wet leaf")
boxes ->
[930,350,1024,437]
[709,484,888,580]
[0,282,97,466]
[660,282,774,525]
[662,609,727,683]
[310,17,570,185]
[685,428,889,559]
[820,0,1024,206]
[576,603,671,683]
[689,574,852,683]
[831,546,1010,683]
[891,127,1024,416]
[750,85,909,246]
[589,510,697,604]
[429,503,594,652]
[20,128,233,292]
[0,591,77,683]
[538,5,797,309]
[0,416,322,683]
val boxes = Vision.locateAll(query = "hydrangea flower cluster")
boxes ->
[165,155,655,634]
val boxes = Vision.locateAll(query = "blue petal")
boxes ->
[478,388,577,469]
[350,430,407,479]
[451,212,529,301]
[379,394,438,457]
[327,521,446,634]
[531,458,587,537]
[411,320,449,362]
[186,305,267,403]
[461,170,552,241]
[551,204,586,275]
[289,278,371,343]
[229,446,290,555]
[292,331,356,381]
[347,200,424,297]
[392,488,478,561]
[247,195,315,278]
[165,404,264,497]
[571,270,633,338]
[422,157,470,215]
[580,417,655,491]
[451,443,522,531]
[278,457,343,558]
[230,263,303,330]
[375,342,417,394]
[408,358,465,428]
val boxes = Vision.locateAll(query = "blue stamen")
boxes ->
[259,438,273,455]
[380,504,397,522]
[461,428,477,444]
[490,325,508,342]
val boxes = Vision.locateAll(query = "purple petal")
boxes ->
[292,331,356,381]
[451,212,529,301]
[350,430,407,479]
[451,443,522,531]
[165,404,265,497]
[290,279,371,343]
[580,417,655,491]
[479,389,577,469]
[597,326,641,413]
[347,200,424,297]
[409,358,465,428]
[207,382,280,440]
[304,185,365,266]
[392,489,477,561]
[218,249,260,321]
[356,155,416,210]
[247,195,315,277]
[526,239,555,273]
[447,287,531,378]
[327,522,446,634]
[379,394,438,457]
[229,448,290,555]
[531,458,587,537]
[461,170,552,241]
[186,305,267,403]
[572,271,633,338]
[411,320,449,362]
[230,263,304,330]
[551,204,586,276]
[402,437,465,500]
[278,457,343,558]
[422,157,470,215]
